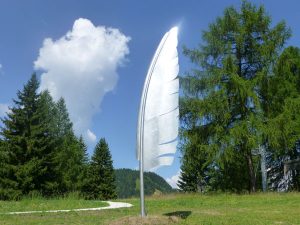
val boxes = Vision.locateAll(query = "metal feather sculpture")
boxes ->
[137,27,179,217]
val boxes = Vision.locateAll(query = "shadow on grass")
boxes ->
[164,211,192,219]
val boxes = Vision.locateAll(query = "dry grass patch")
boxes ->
[109,215,180,225]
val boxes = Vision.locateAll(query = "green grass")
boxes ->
[0,193,299,224]
[0,195,108,213]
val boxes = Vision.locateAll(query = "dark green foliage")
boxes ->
[115,168,174,198]
[25,90,59,195]
[81,138,117,200]
[53,98,89,194]
[0,139,21,200]
[0,74,93,199]
[179,1,291,193]
[54,133,88,193]
[1,74,59,197]
[55,98,73,137]
[178,135,209,192]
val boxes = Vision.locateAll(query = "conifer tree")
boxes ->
[1,74,40,196]
[178,132,209,192]
[78,135,89,165]
[32,90,60,195]
[0,75,94,198]
[265,47,300,190]
[54,98,88,193]
[0,138,20,199]
[81,138,116,200]
[0,74,60,196]
[76,136,89,190]
[179,1,291,192]
[55,98,73,138]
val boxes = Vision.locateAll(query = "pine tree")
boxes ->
[0,75,60,197]
[0,138,20,200]
[53,98,88,193]
[78,135,89,165]
[0,75,93,198]
[55,98,73,138]
[76,136,89,191]
[31,90,60,195]
[81,138,117,200]
[1,74,40,196]
[179,1,291,192]
[178,131,209,192]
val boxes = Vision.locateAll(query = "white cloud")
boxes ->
[166,170,181,189]
[0,64,3,75]
[0,103,9,117]
[34,18,130,140]
[86,129,97,143]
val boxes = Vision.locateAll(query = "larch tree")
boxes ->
[265,47,300,190]
[179,1,291,192]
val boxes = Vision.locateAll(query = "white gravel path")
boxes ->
[3,201,133,215]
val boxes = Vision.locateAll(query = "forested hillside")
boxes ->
[115,169,174,198]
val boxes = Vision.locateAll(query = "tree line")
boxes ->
[179,1,300,193]
[2,0,299,199]
[0,74,116,200]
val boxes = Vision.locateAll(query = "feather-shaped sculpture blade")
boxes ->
[137,27,179,171]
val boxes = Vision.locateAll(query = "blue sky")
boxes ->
[0,0,300,187]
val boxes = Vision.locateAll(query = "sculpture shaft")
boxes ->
[137,27,178,217]
[139,145,145,217]
[137,32,170,217]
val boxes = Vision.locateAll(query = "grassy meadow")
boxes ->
[0,193,299,225]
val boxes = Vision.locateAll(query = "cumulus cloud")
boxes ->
[166,170,181,189]
[34,18,130,141]
[0,103,9,118]
[86,129,97,143]
[0,64,3,75]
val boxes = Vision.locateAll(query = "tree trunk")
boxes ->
[246,152,256,192]
[259,145,267,192]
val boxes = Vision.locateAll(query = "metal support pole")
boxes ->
[139,147,146,217]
